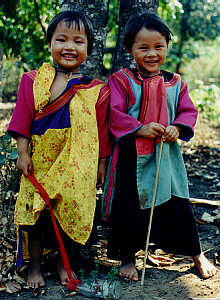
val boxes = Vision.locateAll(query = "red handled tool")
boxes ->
[27,173,81,291]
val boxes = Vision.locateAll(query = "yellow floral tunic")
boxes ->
[9,63,111,246]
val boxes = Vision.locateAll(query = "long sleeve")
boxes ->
[108,74,143,140]
[8,71,36,139]
[96,83,113,158]
[172,80,198,141]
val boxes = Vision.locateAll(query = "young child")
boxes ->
[8,11,111,288]
[102,12,218,281]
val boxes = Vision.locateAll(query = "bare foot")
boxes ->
[57,259,77,285]
[27,267,45,288]
[119,262,138,281]
[193,252,218,279]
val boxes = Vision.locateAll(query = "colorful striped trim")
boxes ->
[122,68,141,85]
[112,70,139,107]
[179,79,187,98]
[35,87,75,120]
[96,84,110,105]
[75,78,103,90]
[112,71,131,90]
[165,73,180,87]
[117,68,181,88]
[104,145,119,219]
[139,80,149,123]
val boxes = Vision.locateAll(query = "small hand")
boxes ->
[162,125,180,143]
[16,152,33,176]
[136,122,165,139]
[96,158,107,188]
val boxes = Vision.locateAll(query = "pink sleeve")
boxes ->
[8,72,36,139]
[109,75,142,140]
[172,80,198,141]
[96,84,113,158]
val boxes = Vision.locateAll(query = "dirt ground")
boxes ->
[0,103,220,300]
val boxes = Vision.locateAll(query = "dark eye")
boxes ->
[75,40,84,44]
[56,38,65,42]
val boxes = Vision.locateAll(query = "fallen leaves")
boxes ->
[0,237,27,294]
[135,249,185,270]
[214,253,220,266]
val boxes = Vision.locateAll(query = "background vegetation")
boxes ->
[0,0,220,121]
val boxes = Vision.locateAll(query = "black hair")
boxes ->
[123,12,172,51]
[46,10,94,55]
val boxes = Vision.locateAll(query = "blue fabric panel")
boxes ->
[16,226,23,268]
[166,81,194,141]
[122,72,142,119]
[166,80,181,124]
[136,141,189,209]
[31,99,72,135]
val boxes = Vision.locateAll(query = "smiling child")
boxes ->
[8,11,111,288]
[102,12,218,282]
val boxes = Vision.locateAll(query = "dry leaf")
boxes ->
[13,272,26,284]
[214,253,220,266]
[65,291,77,297]
[100,239,108,247]
[200,212,215,223]
[136,250,145,257]
[5,281,21,293]
[34,288,40,297]
[0,282,6,292]
[148,254,176,266]
[196,217,208,225]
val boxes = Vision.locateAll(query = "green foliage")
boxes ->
[182,38,220,88]
[0,132,18,167]
[190,81,220,122]
[0,0,59,69]
[159,0,220,72]
[107,267,118,284]
[158,0,183,20]
[179,0,220,41]
[103,0,120,71]
[106,0,119,48]
[2,58,24,102]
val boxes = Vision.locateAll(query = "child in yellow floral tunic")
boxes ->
[8,11,111,288]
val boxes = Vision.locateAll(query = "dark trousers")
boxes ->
[107,139,201,263]
[21,209,81,263]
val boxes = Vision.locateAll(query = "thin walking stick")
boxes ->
[141,139,164,286]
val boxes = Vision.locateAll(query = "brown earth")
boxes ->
[0,103,220,300]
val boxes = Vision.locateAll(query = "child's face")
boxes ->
[48,20,88,72]
[129,27,168,76]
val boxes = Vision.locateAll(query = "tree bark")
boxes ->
[0,47,3,101]
[111,0,159,73]
[60,0,108,78]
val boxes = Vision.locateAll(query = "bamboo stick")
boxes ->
[141,139,164,286]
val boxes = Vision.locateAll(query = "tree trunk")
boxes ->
[0,47,3,102]
[60,0,108,78]
[111,0,159,73]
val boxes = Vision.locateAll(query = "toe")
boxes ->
[132,272,138,282]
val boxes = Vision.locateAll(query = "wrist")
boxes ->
[99,157,107,161]
[18,150,29,156]
[173,125,181,133]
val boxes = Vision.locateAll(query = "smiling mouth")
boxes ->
[146,61,158,64]
[62,54,77,59]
